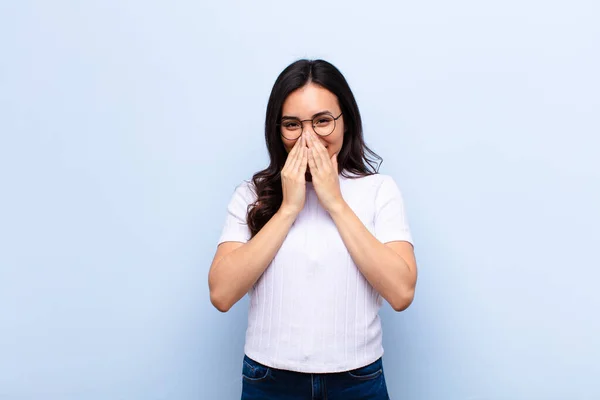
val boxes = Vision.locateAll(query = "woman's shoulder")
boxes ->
[230,177,258,202]
[341,171,395,188]
[341,173,406,204]
[235,177,255,190]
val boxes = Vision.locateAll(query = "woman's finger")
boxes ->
[307,147,318,173]
[283,136,303,171]
[309,131,328,160]
[290,136,305,173]
[331,152,338,175]
[308,133,326,171]
[298,147,308,175]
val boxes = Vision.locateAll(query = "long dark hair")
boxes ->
[247,59,382,237]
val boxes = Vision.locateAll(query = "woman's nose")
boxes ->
[303,129,328,148]
[300,120,313,135]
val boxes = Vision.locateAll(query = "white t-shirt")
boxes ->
[217,172,413,373]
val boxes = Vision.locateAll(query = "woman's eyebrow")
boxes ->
[281,110,332,120]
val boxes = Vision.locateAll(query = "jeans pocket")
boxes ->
[346,358,383,381]
[242,355,271,382]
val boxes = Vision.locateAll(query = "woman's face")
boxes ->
[280,83,345,160]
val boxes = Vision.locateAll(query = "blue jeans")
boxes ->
[241,355,390,400]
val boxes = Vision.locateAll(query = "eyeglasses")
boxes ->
[277,112,343,140]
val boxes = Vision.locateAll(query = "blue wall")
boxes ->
[1,1,598,399]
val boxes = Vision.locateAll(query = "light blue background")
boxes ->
[1,1,599,399]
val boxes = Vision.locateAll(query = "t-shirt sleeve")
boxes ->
[373,175,414,245]
[217,181,256,245]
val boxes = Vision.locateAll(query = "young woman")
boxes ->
[209,59,417,400]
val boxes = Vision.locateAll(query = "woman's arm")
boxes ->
[305,130,417,311]
[328,203,417,311]
[208,207,298,312]
[209,135,309,312]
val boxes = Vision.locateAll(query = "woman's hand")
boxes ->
[279,134,308,216]
[305,130,345,213]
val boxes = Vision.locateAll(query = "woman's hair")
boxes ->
[247,59,382,237]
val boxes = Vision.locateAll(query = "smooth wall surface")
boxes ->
[1,1,599,399]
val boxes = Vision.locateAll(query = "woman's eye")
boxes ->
[284,122,300,129]
[314,118,332,126]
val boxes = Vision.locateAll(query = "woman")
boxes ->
[209,59,417,400]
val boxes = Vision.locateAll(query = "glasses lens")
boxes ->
[280,119,302,140]
[313,115,335,136]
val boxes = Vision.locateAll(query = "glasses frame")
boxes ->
[277,111,343,140]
